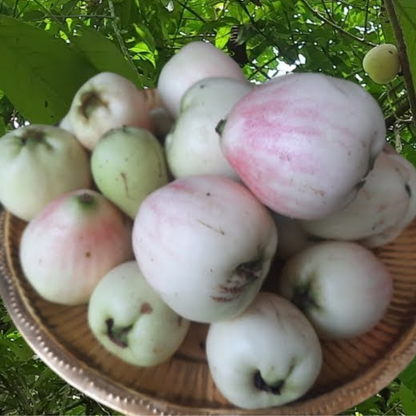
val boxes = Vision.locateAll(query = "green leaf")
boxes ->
[399,383,416,415]
[394,0,416,92]
[399,357,416,390]
[0,116,5,137]
[215,25,231,50]
[0,15,96,124]
[70,24,142,87]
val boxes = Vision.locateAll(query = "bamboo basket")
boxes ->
[1,207,416,415]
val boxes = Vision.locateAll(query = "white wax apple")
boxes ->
[157,41,247,117]
[58,113,75,134]
[20,189,134,305]
[360,147,416,248]
[88,261,190,367]
[68,72,153,150]
[91,126,169,219]
[300,149,412,241]
[0,124,91,221]
[277,241,393,339]
[165,78,252,180]
[132,175,278,323]
[218,72,386,220]
[206,292,322,409]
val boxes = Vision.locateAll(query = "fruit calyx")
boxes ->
[105,318,132,348]
[291,278,320,313]
[79,91,107,120]
[253,371,285,395]
[19,129,50,149]
[76,192,96,206]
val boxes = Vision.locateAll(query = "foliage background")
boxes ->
[0,0,416,414]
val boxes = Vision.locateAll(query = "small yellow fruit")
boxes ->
[363,44,401,84]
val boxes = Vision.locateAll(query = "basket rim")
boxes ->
[1,208,416,415]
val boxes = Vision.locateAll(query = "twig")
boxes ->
[174,0,206,23]
[385,102,411,128]
[107,0,141,82]
[384,0,416,127]
[320,0,334,22]
[363,0,370,38]
[300,0,376,47]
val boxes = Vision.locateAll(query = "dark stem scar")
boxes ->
[120,172,131,198]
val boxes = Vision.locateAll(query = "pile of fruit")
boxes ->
[0,40,414,410]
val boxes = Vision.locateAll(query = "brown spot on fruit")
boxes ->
[140,303,153,314]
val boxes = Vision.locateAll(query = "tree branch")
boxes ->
[174,0,206,23]
[384,0,416,127]
[107,0,141,82]
[300,0,376,47]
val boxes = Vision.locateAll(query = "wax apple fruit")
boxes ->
[277,241,393,339]
[132,175,278,323]
[300,149,412,241]
[206,292,322,409]
[361,147,416,247]
[91,126,169,219]
[363,44,401,84]
[165,78,252,180]
[218,72,386,220]
[157,41,247,117]
[20,190,134,305]
[0,124,91,221]
[68,72,153,150]
[88,261,190,367]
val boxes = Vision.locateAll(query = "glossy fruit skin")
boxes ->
[277,241,393,339]
[0,124,91,221]
[206,292,322,409]
[360,146,416,247]
[363,44,401,84]
[132,175,278,323]
[157,41,247,117]
[20,189,134,305]
[300,149,412,241]
[88,261,190,367]
[165,77,252,180]
[219,72,386,220]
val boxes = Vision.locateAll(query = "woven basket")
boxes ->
[1,208,416,415]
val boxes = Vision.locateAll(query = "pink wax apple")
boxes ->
[218,73,386,220]
[20,189,134,305]
[132,175,278,323]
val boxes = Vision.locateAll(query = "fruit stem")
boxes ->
[253,371,284,395]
